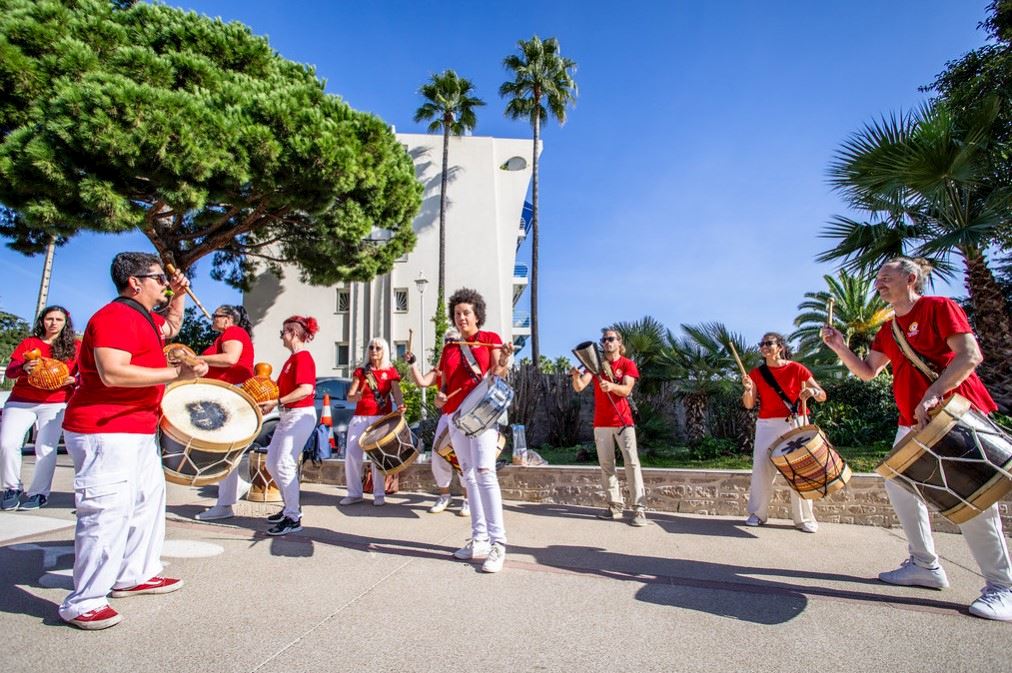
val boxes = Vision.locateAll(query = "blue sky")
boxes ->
[0,1,992,358]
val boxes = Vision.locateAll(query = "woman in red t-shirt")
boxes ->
[340,337,404,507]
[194,305,257,522]
[1,305,80,511]
[741,331,826,533]
[258,315,318,536]
[439,288,513,573]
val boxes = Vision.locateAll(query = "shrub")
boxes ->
[687,437,737,461]
[814,375,896,447]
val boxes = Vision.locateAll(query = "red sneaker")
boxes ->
[64,605,122,630]
[110,576,183,598]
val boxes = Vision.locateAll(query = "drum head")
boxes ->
[161,379,262,450]
[770,429,818,458]
[361,412,405,447]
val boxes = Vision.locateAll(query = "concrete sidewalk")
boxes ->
[1,455,1008,673]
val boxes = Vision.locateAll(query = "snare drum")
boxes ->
[159,378,263,487]
[876,394,1012,524]
[359,412,418,475]
[452,376,514,437]
[769,423,852,499]
[247,447,282,502]
[434,427,506,474]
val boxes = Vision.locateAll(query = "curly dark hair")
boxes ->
[448,288,486,328]
[34,306,77,361]
[216,304,253,335]
[761,331,793,359]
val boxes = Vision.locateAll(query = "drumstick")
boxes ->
[451,340,501,348]
[406,329,414,357]
[826,297,835,326]
[728,341,748,382]
[164,263,212,320]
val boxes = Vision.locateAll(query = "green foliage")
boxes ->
[0,309,30,388]
[813,375,897,447]
[633,398,677,454]
[173,306,216,353]
[414,70,485,137]
[791,270,891,364]
[500,36,578,128]
[0,0,422,288]
[430,292,449,367]
[536,355,572,374]
[686,437,737,461]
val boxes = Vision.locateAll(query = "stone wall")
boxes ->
[301,460,1012,535]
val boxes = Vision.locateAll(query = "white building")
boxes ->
[244,132,538,376]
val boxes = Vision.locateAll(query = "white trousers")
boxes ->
[58,432,166,620]
[266,407,316,520]
[886,426,1012,588]
[747,418,816,526]
[593,426,646,510]
[449,419,506,545]
[344,414,385,499]
[212,461,251,507]
[0,400,66,497]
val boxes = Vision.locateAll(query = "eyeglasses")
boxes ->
[758,340,779,348]
[279,328,299,337]
[137,273,168,285]
[368,345,383,351]
[601,336,618,343]
[212,314,229,319]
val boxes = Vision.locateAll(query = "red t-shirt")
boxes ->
[870,295,997,426]
[438,331,502,414]
[5,336,81,404]
[748,361,812,419]
[201,326,254,385]
[353,366,401,416]
[63,301,167,434]
[593,356,639,427]
[277,350,316,408]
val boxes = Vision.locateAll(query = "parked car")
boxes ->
[252,376,355,450]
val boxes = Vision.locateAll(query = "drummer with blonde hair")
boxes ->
[822,256,1011,621]
[340,337,404,507]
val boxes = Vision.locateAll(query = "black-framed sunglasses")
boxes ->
[601,336,618,343]
[758,340,779,348]
[368,345,383,351]
[136,273,168,285]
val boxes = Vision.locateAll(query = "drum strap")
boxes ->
[113,297,163,344]
[890,320,940,383]
[364,366,391,413]
[458,342,484,382]
[758,364,799,417]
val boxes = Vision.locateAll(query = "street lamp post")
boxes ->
[414,272,429,419]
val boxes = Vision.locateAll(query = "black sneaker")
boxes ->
[18,494,47,511]
[1,489,22,511]
[266,516,302,536]
[266,510,286,524]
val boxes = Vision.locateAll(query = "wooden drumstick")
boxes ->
[728,341,748,382]
[407,329,414,356]
[445,386,463,400]
[826,297,835,327]
[164,263,212,320]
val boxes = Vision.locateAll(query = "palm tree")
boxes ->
[792,270,892,361]
[612,315,666,394]
[500,36,577,363]
[413,70,485,300]
[821,99,1012,410]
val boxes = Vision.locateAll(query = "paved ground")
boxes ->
[1,454,1009,673]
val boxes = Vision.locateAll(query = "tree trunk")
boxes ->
[438,119,450,299]
[684,394,708,442]
[530,109,540,363]
[963,250,1012,412]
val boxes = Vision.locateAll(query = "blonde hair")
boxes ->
[364,337,392,369]
[884,257,933,294]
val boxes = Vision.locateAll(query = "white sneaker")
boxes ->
[969,583,1012,621]
[457,499,470,517]
[428,495,451,513]
[453,539,491,560]
[481,543,506,573]
[797,522,818,534]
[195,505,234,521]
[878,557,949,589]
[744,514,764,527]
[339,496,363,506]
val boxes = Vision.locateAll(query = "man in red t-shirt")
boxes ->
[58,252,208,631]
[571,328,647,526]
[823,257,1011,622]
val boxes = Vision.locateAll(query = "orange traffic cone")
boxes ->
[321,393,333,427]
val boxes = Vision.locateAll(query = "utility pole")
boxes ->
[34,235,56,320]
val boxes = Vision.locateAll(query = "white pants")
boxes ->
[593,426,646,510]
[0,400,66,497]
[886,426,1012,588]
[449,418,506,545]
[266,407,316,520]
[212,462,251,507]
[58,432,166,620]
[747,418,816,526]
[344,414,385,499]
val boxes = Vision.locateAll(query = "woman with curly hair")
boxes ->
[1,305,80,511]
[258,315,318,536]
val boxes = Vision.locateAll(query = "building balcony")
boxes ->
[512,264,529,304]
[516,201,533,250]
[513,310,531,336]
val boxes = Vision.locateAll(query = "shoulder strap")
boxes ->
[113,297,162,343]
[457,341,484,382]
[890,320,939,382]
[758,363,799,416]
[363,365,390,411]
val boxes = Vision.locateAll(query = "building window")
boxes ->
[394,341,408,361]
[394,288,409,313]
[335,343,350,367]
[336,289,350,313]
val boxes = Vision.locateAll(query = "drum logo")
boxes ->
[185,401,230,431]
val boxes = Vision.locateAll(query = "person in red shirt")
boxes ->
[193,304,257,522]
[823,256,1012,621]
[741,331,826,533]
[571,328,647,526]
[58,252,206,631]
[258,315,318,536]
[0,306,80,511]
[340,337,404,507]
[441,288,513,573]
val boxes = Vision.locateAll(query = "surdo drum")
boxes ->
[359,412,419,475]
[876,394,1012,524]
[159,379,263,487]
[433,425,505,474]
[769,423,852,499]
[247,447,282,502]
[452,376,514,437]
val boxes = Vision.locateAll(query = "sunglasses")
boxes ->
[601,336,618,343]
[279,328,299,337]
[368,345,383,351]
[758,340,779,348]
[137,273,168,285]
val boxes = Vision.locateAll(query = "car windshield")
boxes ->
[316,378,349,401]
